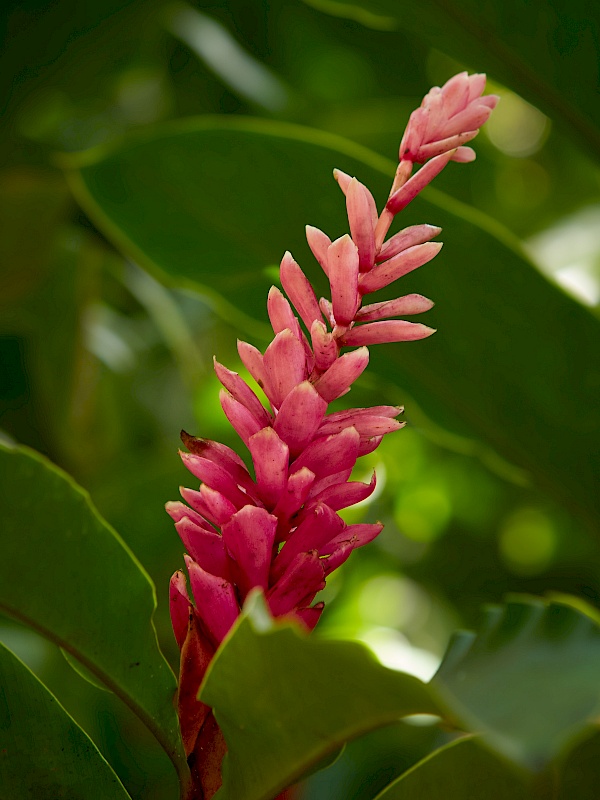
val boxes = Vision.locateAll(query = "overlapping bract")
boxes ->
[168,72,497,764]
[399,71,499,165]
[387,72,499,219]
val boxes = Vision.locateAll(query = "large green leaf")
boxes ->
[374,737,529,799]
[377,731,600,799]
[200,591,439,800]
[0,444,188,787]
[0,639,132,799]
[431,597,600,770]
[305,0,600,162]
[65,119,600,526]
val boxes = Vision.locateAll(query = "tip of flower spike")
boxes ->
[399,72,497,167]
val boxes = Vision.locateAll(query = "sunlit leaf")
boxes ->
[0,639,132,799]
[0,443,188,787]
[431,596,600,769]
[201,591,439,800]
[65,119,600,527]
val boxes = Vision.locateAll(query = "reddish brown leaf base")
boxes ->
[183,708,301,800]
[178,610,214,757]
[189,712,227,799]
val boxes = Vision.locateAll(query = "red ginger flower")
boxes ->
[167,73,497,791]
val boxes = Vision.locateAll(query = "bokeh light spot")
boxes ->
[394,483,452,542]
[358,574,429,629]
[499,507,557,575]
[485,90,550,157]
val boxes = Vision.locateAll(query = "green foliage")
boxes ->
[0,639,132,799]
[201,591,438,800]
[432,597,600,769]
[375,731,600,800]
[200,593,600,799]
[373,737,529,799]
[0,444,187,785]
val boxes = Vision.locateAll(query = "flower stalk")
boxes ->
[168,72,497,798]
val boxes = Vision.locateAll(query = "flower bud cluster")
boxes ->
[399,72,498,165]
[168,73,496,759]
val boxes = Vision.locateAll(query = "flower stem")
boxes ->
[374,159,413,250]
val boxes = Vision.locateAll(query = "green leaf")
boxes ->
[431,596,600,770]
[201,591,439,800]
[374,736,529,799]
[0,443,188,786]
[0,639,132,799]
[65,119,600,527]
[305,0,600,161]
[60,647,112,693]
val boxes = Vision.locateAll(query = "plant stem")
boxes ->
[374,159,413,249]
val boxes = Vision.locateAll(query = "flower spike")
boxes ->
[167,73,497,788]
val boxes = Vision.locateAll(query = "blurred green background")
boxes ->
[1,1,599,798]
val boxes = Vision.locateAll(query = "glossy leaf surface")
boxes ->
[0,639,131,799]
[201,591,439,800]
[0,443,187,784]
[432,597,600,769]
[374,736,529,799]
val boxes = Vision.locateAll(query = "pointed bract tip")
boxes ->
[165,501,185,522]
[452,146,477,163]
[332,232,355,247]
[333,168,352,193]
[181,429,200,451]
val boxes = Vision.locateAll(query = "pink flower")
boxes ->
[399,72,499,164]
[168,72,497,765]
